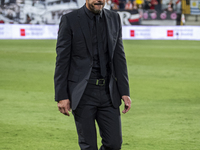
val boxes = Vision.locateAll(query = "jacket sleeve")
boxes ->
[54,15,72,102]
[113,14,130,97]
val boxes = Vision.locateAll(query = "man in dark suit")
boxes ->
[54,0,131,149]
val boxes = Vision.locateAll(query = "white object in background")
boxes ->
[181,14,185,24]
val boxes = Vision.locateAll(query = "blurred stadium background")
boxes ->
[0,0,200,39]
[0,0,200,150]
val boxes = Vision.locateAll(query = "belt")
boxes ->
[87,78,107,86]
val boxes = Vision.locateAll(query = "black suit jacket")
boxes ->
[54,6,130,110]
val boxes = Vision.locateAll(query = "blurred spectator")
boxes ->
[0,20,5,23]
[119,0,126,9]
[25,14,31,24]
[155,0,161,11]
[125,0,133,10]
[112,0,119,5]
[1,0,5,8]
[150,0,158,9]
[175,0,181,25]
[132,0,138,9]
[10,0,16,3]
[144,0,151,9]
[167,0,174,11]
[112,2,119,10]
[136,0,144,9]
[104,0,112,9]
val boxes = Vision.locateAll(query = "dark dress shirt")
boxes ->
[84,5,109,79]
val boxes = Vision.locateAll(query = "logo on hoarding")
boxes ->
[143,12,148,19]
[143,10,177,20]
[130,30,135,37]
[160,12,167,19]
[171,13,177,19]
[117,11,140,25]
[20,29,26,36]
[150,12,157,19]
[167,30,174,37]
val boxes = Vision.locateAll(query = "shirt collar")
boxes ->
[84,4,103,20]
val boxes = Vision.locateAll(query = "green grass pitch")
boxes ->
[0,40,200,150]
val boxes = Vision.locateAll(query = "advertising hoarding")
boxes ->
[122,26,200,40]
[0,24,200,40]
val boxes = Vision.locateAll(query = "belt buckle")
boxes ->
[96,79,105,86]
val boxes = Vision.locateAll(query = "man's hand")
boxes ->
[122,96,131,114]
[57,99,71,116]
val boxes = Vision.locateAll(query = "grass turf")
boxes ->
[0,40,200,150]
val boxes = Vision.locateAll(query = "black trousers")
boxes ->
[73,82,122,150]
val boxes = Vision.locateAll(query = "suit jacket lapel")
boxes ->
[78,7,93,57]
[104,9,114,60]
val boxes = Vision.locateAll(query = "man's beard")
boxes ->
[88,2,104,14]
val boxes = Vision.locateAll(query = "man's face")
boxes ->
[86,0,105,14]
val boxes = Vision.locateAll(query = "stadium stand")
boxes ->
[0,0,199,26]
